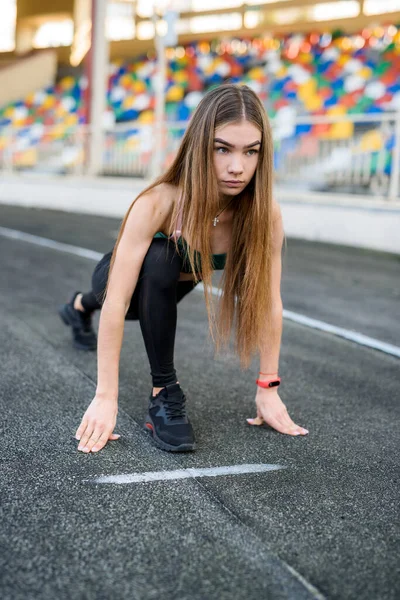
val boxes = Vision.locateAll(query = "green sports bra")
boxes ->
[153,231,227,273]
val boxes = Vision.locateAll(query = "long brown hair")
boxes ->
[107,83,275,369]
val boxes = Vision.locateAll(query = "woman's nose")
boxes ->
[228,157,244,174]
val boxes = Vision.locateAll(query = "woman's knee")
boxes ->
[91,241,181,303]
[141,239,182,290]
[91,251,112,304]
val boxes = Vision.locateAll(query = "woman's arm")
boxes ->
[247,201,308,436]
[96,187,172,397]
[258,201,284,376]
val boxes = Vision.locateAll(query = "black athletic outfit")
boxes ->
[80,237,201,387]
[61,233,227,451]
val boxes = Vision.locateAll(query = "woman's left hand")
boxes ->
[246,387,308,436]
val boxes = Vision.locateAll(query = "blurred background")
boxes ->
[0,0,399,247]
[2,8,400,599]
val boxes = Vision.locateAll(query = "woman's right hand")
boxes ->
[75,394,120,453]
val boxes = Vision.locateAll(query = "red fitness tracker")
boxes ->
[256,377,281,389]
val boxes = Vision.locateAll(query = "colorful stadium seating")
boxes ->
[1,28,399,164]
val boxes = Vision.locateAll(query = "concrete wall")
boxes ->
[17,0,73,20]
[276,188,400,255]
[0,50,57,107]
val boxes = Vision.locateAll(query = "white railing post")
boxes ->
[150,12,166,180]
[3,127,14,174]
[388,111,400,201]
[86,0,108,176]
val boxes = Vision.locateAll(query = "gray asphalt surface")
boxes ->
[0,204,399,600]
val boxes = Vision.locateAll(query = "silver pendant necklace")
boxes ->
[212,197,236,226]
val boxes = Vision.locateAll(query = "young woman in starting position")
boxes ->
[59,83,309,453]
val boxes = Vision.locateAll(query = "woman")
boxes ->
[59,83,309,454]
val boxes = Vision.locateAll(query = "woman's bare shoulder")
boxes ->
[272,198,282,222]
[142,182,179,209]
[137,182,180,234]
[271,199,284,251]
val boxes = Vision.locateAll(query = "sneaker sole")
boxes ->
[144,417,196,452]
[58,305,97,351]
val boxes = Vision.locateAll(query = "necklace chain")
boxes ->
[213,197,236,227]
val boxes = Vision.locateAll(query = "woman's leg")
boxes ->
[71,250,113,314]
[135,238,184,388]
[79,291,101,312]
[176,279,199,303]
[63,240,199,388]
[88,240,197,388]
[137,239,196,451]
[84,250,113,312]
[58,289,98,350]
[59,251,112,350]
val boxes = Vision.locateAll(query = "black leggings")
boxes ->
[80,237,199,387]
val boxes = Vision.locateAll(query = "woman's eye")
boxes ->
[215,147,258,156]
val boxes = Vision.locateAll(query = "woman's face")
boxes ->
[213,120,261,199]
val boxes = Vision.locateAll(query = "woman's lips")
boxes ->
[223,181,243,187]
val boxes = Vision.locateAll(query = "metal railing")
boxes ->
[272,112,400,200]
[1,112,399,199]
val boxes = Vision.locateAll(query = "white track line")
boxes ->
[91,462,327,599]
[282,309,400,358]
[1,225,399,359]
[90,463,285,484]
[0,226,103,261]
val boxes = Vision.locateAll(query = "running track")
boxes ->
[0,204,399,600]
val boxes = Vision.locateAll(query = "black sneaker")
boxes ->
[58,292,97,351]
[144,383,196,452]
